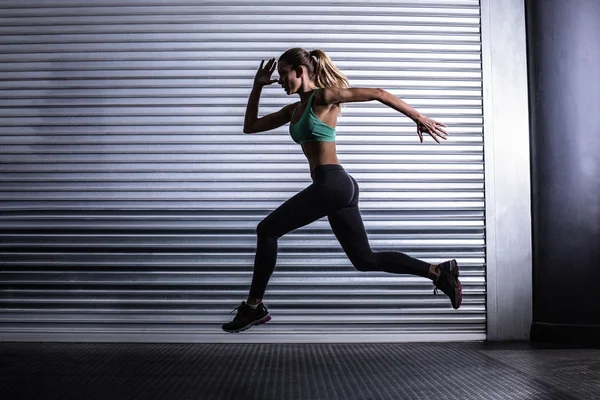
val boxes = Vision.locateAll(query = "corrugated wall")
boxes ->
[0,0,485,342]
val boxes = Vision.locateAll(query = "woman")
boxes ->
[222,48,462,333]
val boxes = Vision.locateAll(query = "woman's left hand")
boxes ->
[415,116,448,144]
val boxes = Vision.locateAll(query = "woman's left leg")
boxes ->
[327,175,463,309]
[327,175,433,278]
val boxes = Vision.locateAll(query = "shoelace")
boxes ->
[230,302,244,314]
[432,270,458,296]
[433,273,443,295]
[230,302,260,314]
[433,283,444,295]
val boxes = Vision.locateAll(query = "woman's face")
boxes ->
[277,62,301,95]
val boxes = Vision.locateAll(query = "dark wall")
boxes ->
[526,0,600,343]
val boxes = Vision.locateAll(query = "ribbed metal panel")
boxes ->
[0,0,485,341]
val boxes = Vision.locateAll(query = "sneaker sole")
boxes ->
[223,313,271,333]
[455,279,463,309]
[449,259,463,309]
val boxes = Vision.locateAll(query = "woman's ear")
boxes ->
[295,65,305,79]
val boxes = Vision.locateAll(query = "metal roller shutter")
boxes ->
[0,0,485,342]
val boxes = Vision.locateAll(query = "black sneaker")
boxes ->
[222,301,271,333]
[433,259,463,309]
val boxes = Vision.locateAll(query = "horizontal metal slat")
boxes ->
[0,42,481,55]
[0,105,481,118]
[0,118,481,128]
[0,153,483,163]
[0,125,484,136]
[0,270,486,279]
[0,32,482,45]
[0,161,486,171]
[0,69,482,81]
[0,201,487,211]
[0,180,484,191]
[0,88,483,100]
[0,50,483,63]
[0,173,485,184]
[0,209,485,218]
[0,77,482,89]
[0,14,480,27]
[0,193,484,203]
[0,23,481,36]
[0,0,480,7]
[0,252,485,263]
[0,98,483,109]
[0,5,481,17]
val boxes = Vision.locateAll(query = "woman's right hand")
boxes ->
[254,58,278,87]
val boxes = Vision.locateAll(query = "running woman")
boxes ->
[222,48,462,333]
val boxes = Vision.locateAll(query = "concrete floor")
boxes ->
[2,341,599,400]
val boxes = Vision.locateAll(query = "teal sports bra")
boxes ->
[289,89,336,145]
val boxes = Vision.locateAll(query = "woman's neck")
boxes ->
[298,85,318,103]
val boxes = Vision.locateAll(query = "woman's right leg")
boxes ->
[248,181,333,301]
[223,180,334,333]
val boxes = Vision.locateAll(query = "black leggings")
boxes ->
[249,164,432,299]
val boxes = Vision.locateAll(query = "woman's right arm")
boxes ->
[243,85,296,134]
[243,58,295,134]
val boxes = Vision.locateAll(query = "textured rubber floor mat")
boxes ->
[2,342,598,400]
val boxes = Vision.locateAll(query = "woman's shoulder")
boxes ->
[313,87,342,109]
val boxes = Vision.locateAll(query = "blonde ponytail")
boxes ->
[310,49,349,89]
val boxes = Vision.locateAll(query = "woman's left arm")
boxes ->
[319,87,448,143]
